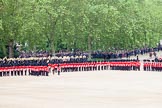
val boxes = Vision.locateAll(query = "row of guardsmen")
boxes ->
[143,59,162,71]
[0,57,49,77]
[48,59,141,74]
[0,56,88,77]
[0,56,141,77]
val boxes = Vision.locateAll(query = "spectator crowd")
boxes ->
[18,46,162,60]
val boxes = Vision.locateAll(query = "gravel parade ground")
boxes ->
[0,70,162,108]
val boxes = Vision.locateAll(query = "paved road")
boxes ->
[0,70,162,108]
[122,51,162,61]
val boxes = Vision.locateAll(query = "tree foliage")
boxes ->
[1,0,162,58]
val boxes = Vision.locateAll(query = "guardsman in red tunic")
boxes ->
[148,60,151,71]
[0,67,2,77]
[143,60,146,71]
[137,61,140,71]
[64,63,67,72]
[145,61,149,71]
[152,61,155,71]
[157,62,160,71]
[122,61,126,71]
[160,62,162,72]
[160,62,162,71]
[57,64,61,75]
[110,62,113,70]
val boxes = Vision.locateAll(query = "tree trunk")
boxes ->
[2,42,7,57]
[88,34,92,60]
[51,40,55,56]
[50,24,55,56]
[8,40,14,58]
[45,9,56,57]
[144,30,147,46]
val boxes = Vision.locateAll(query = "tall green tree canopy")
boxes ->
[1,0,162,58]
